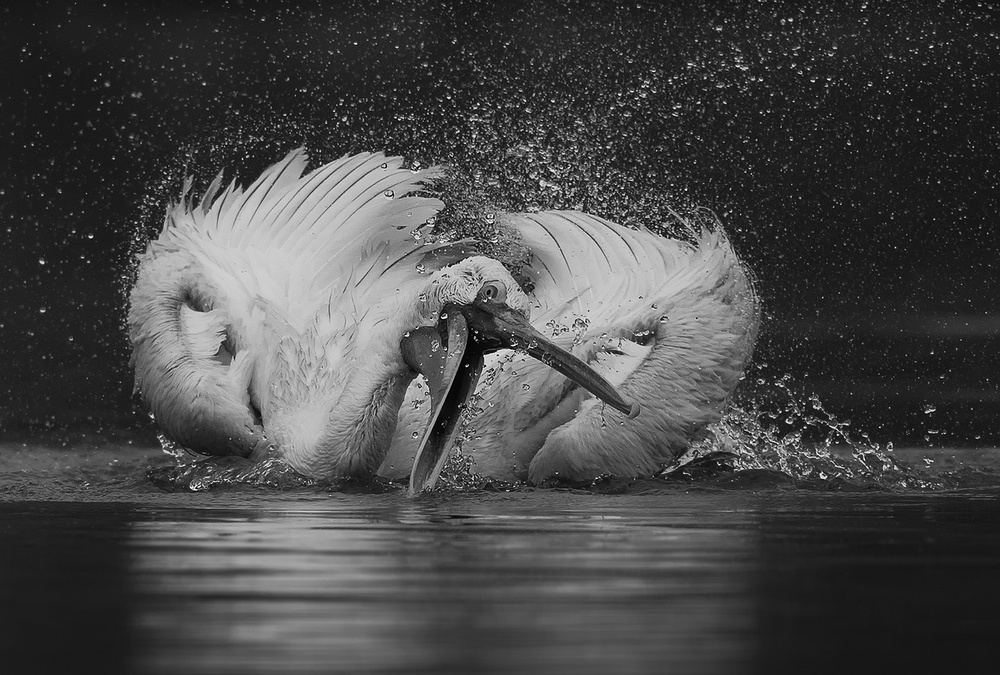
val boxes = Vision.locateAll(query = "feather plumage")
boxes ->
[381,210,759,483]
[130,149,451,468]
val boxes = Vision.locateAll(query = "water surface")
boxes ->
[2,444,998,674]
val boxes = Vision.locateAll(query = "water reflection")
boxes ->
[3,490,1000,674]
[126,496,757,674]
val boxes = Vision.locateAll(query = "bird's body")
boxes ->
[129,149,758,490]
[130,150,451,477]
[381,211,759,484]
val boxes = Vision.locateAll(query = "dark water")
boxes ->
[2,445,999,675]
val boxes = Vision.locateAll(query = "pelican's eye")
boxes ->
[476,282,507,305]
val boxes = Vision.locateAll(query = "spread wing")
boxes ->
[487,211,756,472]
[509,210,708,339]
[133,149,457,456]
[158,149,448,335]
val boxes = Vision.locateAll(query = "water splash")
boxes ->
[146,456,317,492]
[152,432,315,491]
[156,433,187,461]
[434,372,963,494]
[148,376,975,494]
[668,374,941,490]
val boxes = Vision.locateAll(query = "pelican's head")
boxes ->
[402,256,639,494]
[413,255,532,325]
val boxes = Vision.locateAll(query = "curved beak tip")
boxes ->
[627,401,641,419]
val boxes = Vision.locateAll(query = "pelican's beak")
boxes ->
[401,302,640,494]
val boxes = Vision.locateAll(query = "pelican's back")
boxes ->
[129,150,445,460]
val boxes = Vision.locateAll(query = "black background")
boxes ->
[2,0,997,447]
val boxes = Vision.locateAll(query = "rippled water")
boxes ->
[2,443,999,675]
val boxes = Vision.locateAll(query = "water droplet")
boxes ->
[38,258,45,266]
[415,262,427,273]
[412,431,419,439]
[522,383,530,391]
[922,403,937,414]
[39,307,47,314]
[380,162,388,169]
[383,189,394,199]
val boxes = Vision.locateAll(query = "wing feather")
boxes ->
[178,305,227,361]
[159,148,449,334]
[507,209,747,349]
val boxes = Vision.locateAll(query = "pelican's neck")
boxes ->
[129,249,269,457]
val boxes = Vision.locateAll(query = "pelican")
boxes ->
[129,149,758,493]
[380,211,760,486]
[129,149,636,488]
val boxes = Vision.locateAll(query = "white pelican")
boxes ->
[129,149,642,491]
[380,210,760,487]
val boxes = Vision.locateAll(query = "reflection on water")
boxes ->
[2,451,1000,675]
[127,498,755,674]
[0,494,758,675]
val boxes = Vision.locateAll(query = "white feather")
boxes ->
[178,305,228,361]
[158,149,446,335]
[131,148,452,466]
[380,209,759,484]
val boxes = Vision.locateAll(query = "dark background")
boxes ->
[1,0,997,448]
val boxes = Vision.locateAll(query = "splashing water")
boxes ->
[671,374,940,491]
[151,434,318,491]
[149,369,988,494]
[155,433,186,461]
[437,363,965,492]
[419,368,952,493]
[146,456,317,492]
